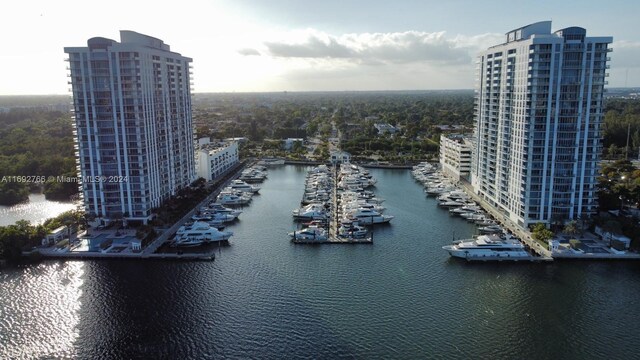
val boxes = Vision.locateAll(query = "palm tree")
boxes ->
[563,220,580,239]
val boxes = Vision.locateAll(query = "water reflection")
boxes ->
[0,261,84,358]
[0,193,77,226]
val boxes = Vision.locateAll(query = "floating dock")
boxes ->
[292,237,372,244]
[462,255,553,262]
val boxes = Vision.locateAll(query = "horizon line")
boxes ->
[1,87,640,97]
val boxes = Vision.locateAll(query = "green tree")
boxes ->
[563,220,580,239]
[608,144,619,159]
[531,223,554,244]
[0,181,29,205]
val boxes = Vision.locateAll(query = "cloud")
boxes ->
[262,30,503,65]
[265,32,353,58]
[611,40,640,68]
[237,48,261,56]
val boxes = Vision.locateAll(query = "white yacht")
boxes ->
[341,201,385,214]
[173,221,233,246]
[425,186,454,196]
[203,203,243,218]
[449,207,473,216]
[239,166,268,183]
[438,200,466,208]
[229,179,261,193]
[292,203,328,221]
[346,208,394,225]
[190,215,225,227]
[476,219,497,227]
[337,220,368,238]
[216,191,251,205]
[478,225,504,234]
[442,234,530,259]
[172,237,205,247]
[193,212,237,223]
[460,213,486,222]
[288,227,328,241]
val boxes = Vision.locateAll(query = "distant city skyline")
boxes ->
[2,0,639,95]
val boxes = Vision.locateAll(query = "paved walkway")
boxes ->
[143,162,246,254]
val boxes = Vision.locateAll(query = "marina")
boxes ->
[29,160,640,262]
[413,161,554,261]
[289,163,393,244]
[31,162,262,261]
[3,165,640,359]
[443,234,552,262]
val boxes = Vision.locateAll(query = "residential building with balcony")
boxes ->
[470,21,612,228]
[65,31,195,224]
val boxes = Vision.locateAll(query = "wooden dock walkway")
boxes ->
[292,237,372,244]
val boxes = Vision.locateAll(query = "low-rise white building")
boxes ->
[42,226,68,245]
[439,134,472,181]
[330,150,351,165]
[197,139,239,181]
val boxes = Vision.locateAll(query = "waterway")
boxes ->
[0,193,77,226]
[1,166,640,359]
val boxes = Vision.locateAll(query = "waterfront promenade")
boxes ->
[142,162,244,255]
[458,181,553,259]
[459,180,640,261]
[33,162,247,262]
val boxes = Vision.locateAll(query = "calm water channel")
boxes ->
[1,165,640,359]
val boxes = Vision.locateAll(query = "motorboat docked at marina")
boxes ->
[438,200,466,208]
[173,221,233,247]
[216,190,252,206]
[337,219,368,238]
[442,234,529,259]
[345,208,394,225]
[192,212,237,224]
[229,179,261,193]
[288,227,328,241]
[202,203,243,218]
[239,165,268,183]
[292,203,329,221]
[478,225,504,234]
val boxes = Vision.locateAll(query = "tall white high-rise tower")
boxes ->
[65,31,195,224]
[471,21,612,228]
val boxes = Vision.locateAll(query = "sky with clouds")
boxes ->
[1,0,639,94]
